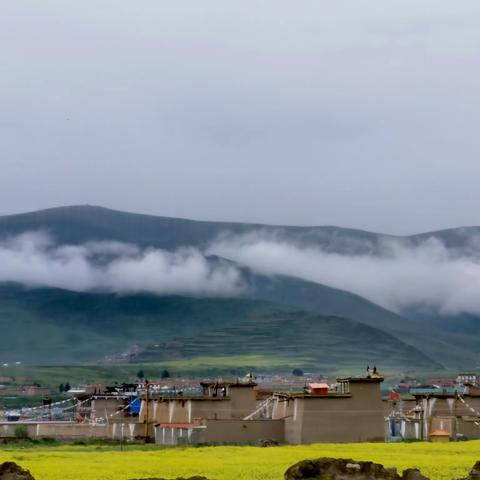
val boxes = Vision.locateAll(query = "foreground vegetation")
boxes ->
[1,441,479,480]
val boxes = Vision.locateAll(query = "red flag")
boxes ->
[390,389,400,401]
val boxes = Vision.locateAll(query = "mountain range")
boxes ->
[0,205,478,373]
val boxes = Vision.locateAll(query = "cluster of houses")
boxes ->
[388,373,480,442]
[1,371,385,444]
[0,376,51,398]
[2,370,480,444]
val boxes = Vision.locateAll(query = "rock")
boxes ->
[284,458,429,480]
[403,469,429,480]
[260,439,280,447]
[458,461,480,480]
[0,462,35,480]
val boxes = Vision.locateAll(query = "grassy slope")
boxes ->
[1,442,480,480]
[0,284,437,372]
[1,205,479,369]
[135,310,438,371]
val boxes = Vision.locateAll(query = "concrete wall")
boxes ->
[227,386,257,419]
[273,380,385,444]
[0,421,148,441]
[154,419,284,445]
[111,422,147,441]
[191,399,233,421]
[91,398,125,420]
[141,398,232,424]
[420,396,480,439]
[140,386,257,424]
[202,419,284,444]
[154,426,205,445]
[0,422,111,440]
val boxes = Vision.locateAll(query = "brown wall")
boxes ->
[141,386,257,424]
[227,386,257,419]
[142,398,232,423]
[202,419,284,444]
[91,398,125,420]
[421,396,480,439]
[0,422,110,440]
[273,381,385,444]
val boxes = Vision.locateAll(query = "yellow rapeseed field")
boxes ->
[0,442,479,480]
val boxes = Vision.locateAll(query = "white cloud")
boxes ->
[209,232,480,316]
[4,229,480,317]
[0,232,244,296]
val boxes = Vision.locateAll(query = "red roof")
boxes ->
[309,383,329,389]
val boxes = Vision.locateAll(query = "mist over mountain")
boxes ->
[1,205,480,370]
[2,205,480,315]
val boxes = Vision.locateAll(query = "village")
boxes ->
[1,368,479,445]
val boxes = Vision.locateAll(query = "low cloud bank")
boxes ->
[0,232,244,296]
[3,230,480,316]
[209,232,480,316]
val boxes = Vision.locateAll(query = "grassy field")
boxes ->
[1,360,445,393]
[0,442,479,480]
[0,357,308,391]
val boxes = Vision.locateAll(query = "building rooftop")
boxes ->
[337,376,384,384]
[199,381,257,388]
[275,392,352,399]
[308,383,329,389]
[429,429,450,437]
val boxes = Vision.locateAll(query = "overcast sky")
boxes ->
[2,1,480,234]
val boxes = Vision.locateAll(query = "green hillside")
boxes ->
[244,272,480,368]
[0,205,420,335]
[1,205,479,371]
[244,270,407,332]
[134,309,438,371]
[0,284,438,371]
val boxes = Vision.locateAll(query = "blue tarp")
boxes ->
[129,398,141,415]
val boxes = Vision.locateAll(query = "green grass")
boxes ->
[0,359,449,393]
[0,355,309,391]
[0,283,438,371]
[0,442,479,480]
[3,204,480,371]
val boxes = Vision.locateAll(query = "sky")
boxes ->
[2,1,480,234]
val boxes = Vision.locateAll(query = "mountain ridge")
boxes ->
[3,204,478,239]
[1,205,479,371]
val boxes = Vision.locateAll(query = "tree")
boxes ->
[64,382,71,392]
[58,383,65,392]
[161,369,171,378]
[136,370,145,380]
[292,368,304,377]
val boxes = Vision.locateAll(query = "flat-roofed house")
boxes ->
[272,376,385,444]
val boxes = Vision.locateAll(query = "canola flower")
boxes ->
[0,441,478,480]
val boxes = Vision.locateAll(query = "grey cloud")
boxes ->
[2,1,480,232]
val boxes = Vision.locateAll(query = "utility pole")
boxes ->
[144,379,149,442]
